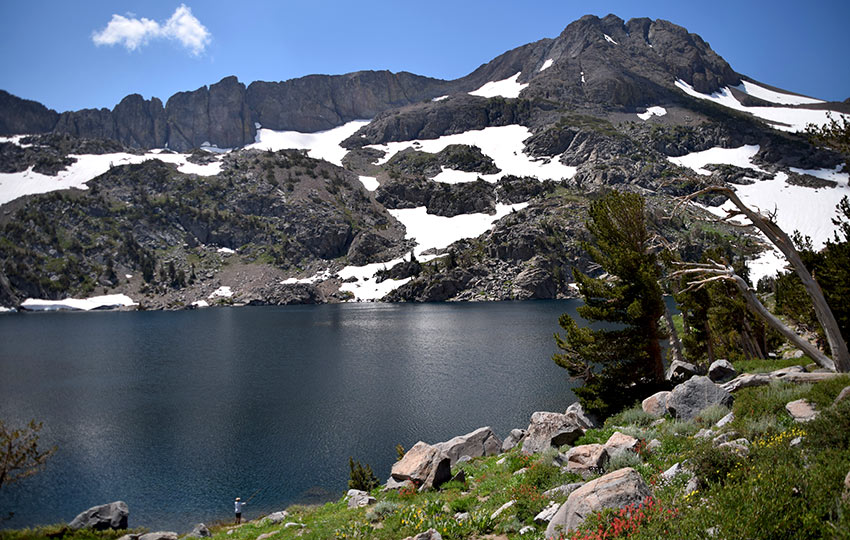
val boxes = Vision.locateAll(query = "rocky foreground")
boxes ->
[44,356,850,540]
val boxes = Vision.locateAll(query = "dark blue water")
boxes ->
[0,301,582,531]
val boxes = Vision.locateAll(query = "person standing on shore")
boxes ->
[234,497,246,524]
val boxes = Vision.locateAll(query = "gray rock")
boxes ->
[283,522,303,529]
[346,489,376,508]
[433,426,502,467]
[790,436,804,448]
[666,360,698,382]
[642,391,670,417]
[834,386,850,405]
[565,401,599,429]
[694,428,715,439]
[383,476,414,491]
[391,441,451,490]
[138,533,177,540]
[564,444,608,475]
[786,399,819,422]
[521,411,585,455]
[712,431,740,446]
[715,411,735,428]
[491,500,515,519]
[722,373,772,392]
[69,501,129,530]
[546,468,653,538]
[534,500,561,523]
[604,432,639,454]
[667,376,734,420]
[501,428,526,453]
[646,439,662,452]
[454,512,469,521]
[708,359,737,383]
[401,529,443,540]
[718,439,750,456]
[661,462,686,482]
[264,511,289,524]
[186,523,211,537]
[256,532,279,540]
[519,525,535,535]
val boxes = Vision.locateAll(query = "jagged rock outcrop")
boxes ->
[521,411,585,455]
[0,90,59,135]
[433,427,502,466]
[391,441,451,491]
[68,501,129,530]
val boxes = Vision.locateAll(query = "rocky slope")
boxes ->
[1,14,847,309]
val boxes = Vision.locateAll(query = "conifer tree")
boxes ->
[553,191,667,418]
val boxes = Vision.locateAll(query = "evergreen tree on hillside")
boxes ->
[553,191,667,418]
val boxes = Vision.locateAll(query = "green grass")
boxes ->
[732,356,810,374]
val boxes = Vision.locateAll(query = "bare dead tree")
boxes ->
[675,185,849,372]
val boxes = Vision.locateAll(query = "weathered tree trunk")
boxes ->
[663,306,685,364]
[704,320,716,364]
[683,187,850,372]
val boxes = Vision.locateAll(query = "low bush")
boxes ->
[693,404,730,427]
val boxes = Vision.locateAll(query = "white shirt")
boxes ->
[235,501,245,513]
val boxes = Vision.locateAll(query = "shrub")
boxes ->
[449,494,476,513]
[804,398,850,450]
[365,500,399,521]
[605,449,643,473]
[609,406,656,427]
[686,442,743,487]
[805,374,850,408]
[348,457,379,491]
[509,483,546,523]
[693,404,730,427]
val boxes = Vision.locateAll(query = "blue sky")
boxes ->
[1,0,848,113]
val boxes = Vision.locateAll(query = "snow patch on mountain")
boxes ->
[247,120,370,166]
[358,175,379,191]
[432,95,449,102]
[469,72,527,99]
[667,145,765,175]
[20,294,137,311]
[637,106,667,120]
[734,80,824,106]
[0,150,223,205]
[368,125,576,182]
[540,59,554,72]
[603,34,618,45]
[675,79,845,132]
[208,286,233,299]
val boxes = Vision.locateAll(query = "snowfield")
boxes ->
[208,286,233,299]
[733,80,824,106]
[637,106,667,121]
[671,145,850,283]
[20,294,137,311]
[0,146,223,205]
[247,120,369,166]
[675,79,846,132]
[469,72,528,99]
[368,125,576,183]
[358,175,379,191]
[539,59,554,72]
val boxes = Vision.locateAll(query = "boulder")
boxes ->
[785,399,819,422]
[402,529,443,540]
[604,432,639,454]
[666,360,698,382]
[138,533,178,540]
[346,489,376,509]
[708,359,737,383]
[69,501,129,530]
[666,376,733,420]
[391,441,451,490]
[660,462,687,482]
[712,432,740,446]
[433,426,502,466]
[646,439,662,453]
[501,428,526,452]
[718,438,750,456]
[186,523,211,537]
[565,402,599,429]
[545,468,652,538]
[264,511,289,524]
[383,476,415,491]
[641,391,670,417]
[521,412,585,455]
[564,444,608,475]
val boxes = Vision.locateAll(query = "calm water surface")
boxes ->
[0,301,583,531]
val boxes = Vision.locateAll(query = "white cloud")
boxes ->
[92,4,211,55]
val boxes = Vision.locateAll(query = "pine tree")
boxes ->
[553,191,667,418]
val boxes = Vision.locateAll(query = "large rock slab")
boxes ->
[501,428,526,452]
[642,391,670,417]
[433,426,502,466]
[564,444,608,475]
[667,376,733,420]
[346,489,376,508]
[391,441,451,490]
[708,359,737,383]
[604,432,639,455]
[521,412,584,455]
[786,399,819,422]
[69,501,129,530]
[565,402,599,429]
[545,468,652,538]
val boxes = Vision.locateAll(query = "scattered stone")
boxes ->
[565,402,599,429]
[712,432,740,446]
[346,489,376,508]
[715,411,735,428]
[694,428,714,439]
[496,456,507,465]
[138,533,178,540]
[69,501,129,531]
[642,391,670,417]
[786,399,819,422]
[790,436,804,448]
[782,349,805,360]
[402,529,442,540]
[512,467,528,476]
[708,359,737,383]
[667,376,734,420]
[604,432,639,454]
[666,360,698,382]
[264,511,289,524]
[186,523,211,537]
[646,439,662,452]
[650,418,666,427]
[519,525,535,535]
[450,469,466,484]
[256,532,280,540]
[718,439,750,456]
[564,444,608,475]
[454,512,469,521]
[843,471,850,502]
[491,500,515,520]
[834,386,850,405]
[661,462,686,482]
[545,468,653,538]
[434,427,502,467]
[543,482,586,498]
[521,411,585,455]
[534,500,561,523]
[501,428,526,452]
[283,523,303,529]
[391,441,452,490]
